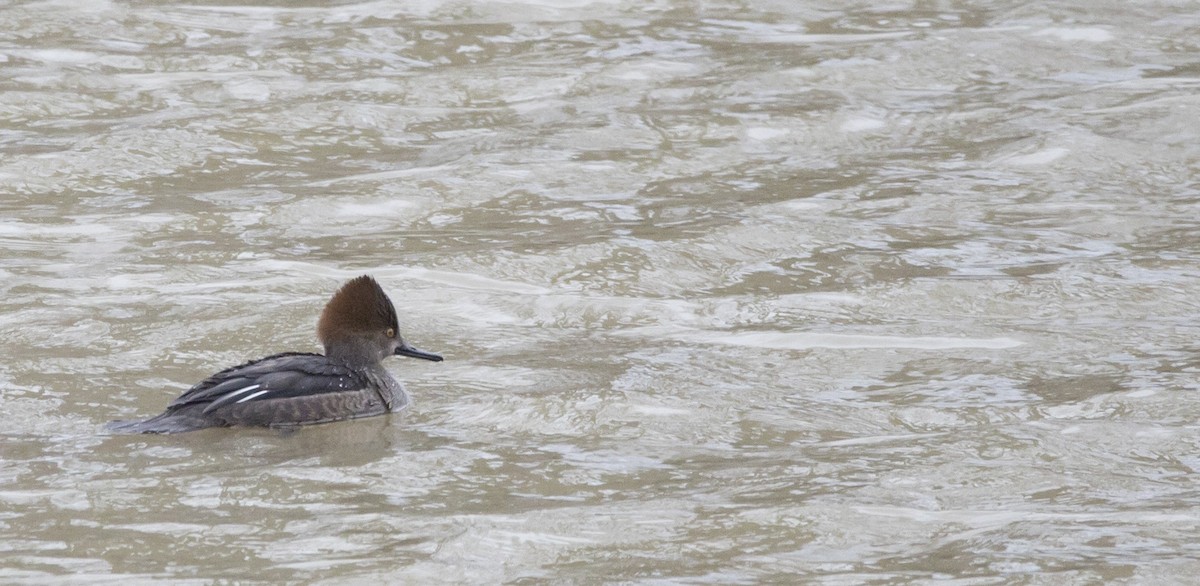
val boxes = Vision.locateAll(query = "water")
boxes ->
[3,0,1200,582]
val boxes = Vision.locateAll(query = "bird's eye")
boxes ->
[386,328,396,338]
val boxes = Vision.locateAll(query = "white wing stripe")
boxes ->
[235,390,271,404]
[220,384,261,400]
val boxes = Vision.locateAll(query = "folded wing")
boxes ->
[166,352,369,415]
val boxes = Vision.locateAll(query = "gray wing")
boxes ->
[165,352,369,414]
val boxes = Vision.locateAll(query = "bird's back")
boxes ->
[109,352,400,433]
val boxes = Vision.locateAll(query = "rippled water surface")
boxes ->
[3,0,1200,583]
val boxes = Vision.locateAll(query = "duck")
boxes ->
[109,275,442,433]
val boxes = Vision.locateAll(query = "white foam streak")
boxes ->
[621,326,1023,350]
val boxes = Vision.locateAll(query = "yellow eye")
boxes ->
[386,328,396,338]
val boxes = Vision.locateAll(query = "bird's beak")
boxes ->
[395,342,443,362]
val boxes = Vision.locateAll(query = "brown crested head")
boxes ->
[317,275,399,347]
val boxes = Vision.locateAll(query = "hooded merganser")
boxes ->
[109,275,443,434]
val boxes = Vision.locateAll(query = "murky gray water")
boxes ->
[3,0,1200,582]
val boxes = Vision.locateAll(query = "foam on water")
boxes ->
[621,326,1023,350]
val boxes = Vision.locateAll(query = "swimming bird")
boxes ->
[109,275,442,433]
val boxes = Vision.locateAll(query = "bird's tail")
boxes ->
[107,412,215,434]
